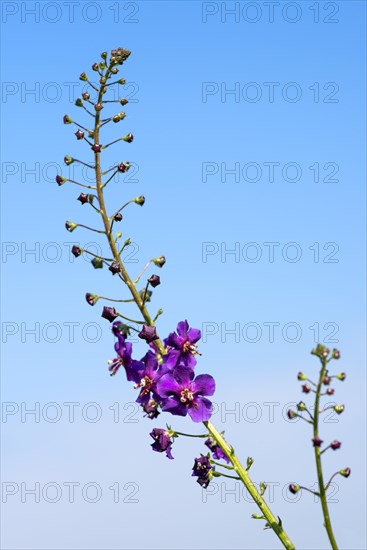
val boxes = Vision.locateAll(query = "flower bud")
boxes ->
[336,372,346,381]
[118,78,126,85]
[326,388,335,395]
[64,156,74,165]
[115,232,122,240]
[79,72,88,81]
[330,440,341,450]
[109,262,121,275]
[139,288,152,302]
[75,129,85,140]
[339,468,351,478]
[71,245,82,257]
[302,383,311,393]
[332,348,341,359]
[101,51,107,59]
[288,484,300,494]
[100,76,107,85]
[88,130,95,139]
[82,92,90,100]
[101,306,119,323]
[77,193,90,205]
[111,67,119,74]
[94,103,104,112]
[148,274,161,288]
[99,62,105,70]
[311,344,329,358]
[65,221,77,232]
[92,144,102,153]
[122,133,134,143]
[120,98,129,106]
[91,257,103,269]
[117,161,131,172]
[85,293,99,306]
[153,256,166,268]
[123,238,131,247]
[63,114,73,124]
[297,401,307,412]
[297,372,307,381]
[138,325,158,343]
[312,437,323,447]
[75,98,83,107]
[56,175,67,186]
[287,409,297,419]
[134,195,145,206]
[114,212,123,222]
[92,63,99,71]
[323,376,331,385]
[334,404,345,414]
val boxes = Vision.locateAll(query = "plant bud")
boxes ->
[153,256,166,268]
[326,388,335,395]
[134,195,145,206]
[139,288,152,302]
[99,62,105,70]
[330,440,341,450]
[94,103,104,111]
[336,372,346,381]
[100,76,107,85]
[63,114,73,124]
[332,348,341,359]
[287,409,297,419]
[114,212,123,222]
[288,484,300,494]
[302,384,311,393]
[323,376,331,385]
[71,245,82,257]
[65,221,77,232]
[101,51,107,59]
[297,372,307,381]
[297,401,307,412]
[118,78,126,85]
[111,67,119,74]
[75,98,83,107]
[92,63,99,71]
[334,404,345,414]
[312,438,323,447]
[138,325,158,343]
[92,144,102,153]
[109,262,121,275]
[56,175,67,186]
[82,92,90,100]
[122,133,134,143]
[148,274,161,288]
[120,98,129,106]
[77,193,90,205]
[91,257,103,269]
[101,306,119,323]
[339,468,351,478]
[75,129,85,140]
[117,162,131,172]
[79,72,88,81]
[85,293,99,306]
[64,156,74,165]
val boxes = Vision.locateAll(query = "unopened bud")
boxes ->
[65,221,77,232]
[111,67,119,74]
[326,388,335,395]
[297,401,307,412]
[332,349,341,359]
[339,468,351,478]
[79,72,88,81]
[134,195,145,206]
[82,92,90,100]
[336,373,346,381]
[109,262,121,275]
[114,212,123,222]
[153,256,166,268]
[330,440,341,450]
[64,156,74,165]
[118,78,126,85]
[94,103,104,111]
[323,376,331,385]
[120,99,129,106]
[63,114,73,124]
[85,293,99,306]
[287,409,297,419]
[77,193,92,205]
[56,175,67,186]
[75,98,83,107]
[92,63,99,71]
[91,257,103,269]
[117,162,131,172]
[312,437,323,447]
[288,484,300,494]
[75,129,85,140]
[148,274,161,288]
[101,51,107,59]
[334,404,345,414]
[302,384,311,394]
[297,372,307,381]
[92,144,102,153]
[71,245,82,257]
[122,133,134,142]
[102,306,119,323]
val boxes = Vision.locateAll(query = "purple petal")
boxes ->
[193,374,216,397]
[171,365,195,385]
[176,320,189,337]
[161,398,188,417]
[187,327,201,343]
[165,332,185,349]
[188,397,213,422]
[163,349,181,369]
[156,374,182,398]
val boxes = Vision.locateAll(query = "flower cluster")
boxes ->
[109,320,216,423]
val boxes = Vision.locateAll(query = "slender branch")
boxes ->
[313,357,339,549]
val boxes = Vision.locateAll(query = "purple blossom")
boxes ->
[142,398,160,419]
[156,366,215,422]
[205,437,230,464]
[164,320,201,369]
[129,351,169,404]
[192,456,212,488]
[150,428,174,459]
[108,329,136,378]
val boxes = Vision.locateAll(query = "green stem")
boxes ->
[313,358,339,550]
[204,421,296,550]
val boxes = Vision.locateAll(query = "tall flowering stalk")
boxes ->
[56,47,348,549]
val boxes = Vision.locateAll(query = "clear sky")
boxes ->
[1,1,366,549]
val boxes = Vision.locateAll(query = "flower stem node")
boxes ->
[134,195,145,206]
[91,257,103,269]
[85,293,99,306]
[101,306,119,323]
[339,468,351,478]
[153,256,166,268]
[334,404,345,414]
[64,156,74,165]
[71,245,82,257]
[56,175,67,186]
[63,114,73,124]
[288,484,300,495]
[65,221,77,232]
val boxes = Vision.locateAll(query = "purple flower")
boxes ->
[108,330,135,378]
[142,398,160,419]
[156,366,215,422]
[138,325,158,343]
[205,437,230,464]
[150,428,174,459]
[164,320,201,370]
[129,351,169,404]
[101,306,118,323]
[192,456,212,488]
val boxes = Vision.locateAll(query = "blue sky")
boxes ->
[1,1,366,549]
